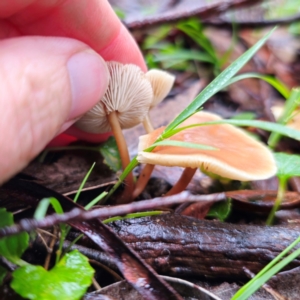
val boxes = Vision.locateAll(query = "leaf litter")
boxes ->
[3,1,300,299]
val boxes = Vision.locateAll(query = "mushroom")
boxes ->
[132,69,175,198]
[76,62,153,202]
[143,69,175,133]
[137,111,277,196]
[271,105,300,131]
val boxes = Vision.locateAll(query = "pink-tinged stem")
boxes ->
[165,167,196,196]
[133,164,155,199]
[107,111,134,203]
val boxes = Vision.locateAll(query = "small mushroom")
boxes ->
[76,62,153,202]
[143,69,175,133]
[271,105,300,131]
[132,70,175,198]
[137,111,277,196]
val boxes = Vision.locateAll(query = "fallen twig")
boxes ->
[0,192,225,237]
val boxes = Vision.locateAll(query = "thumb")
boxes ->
[0,36,109,182]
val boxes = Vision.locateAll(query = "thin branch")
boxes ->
[0,192,226,237]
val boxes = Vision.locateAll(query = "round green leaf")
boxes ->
[11,250,94,300]
[274,152,300,179]
[0,208,29,265]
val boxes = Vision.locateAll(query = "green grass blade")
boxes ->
[102,211,163,224]
[84,191,108,210]
[232,236,300,300]
[73,162,96,203]
[153,50,214,64]
[177,19,218,63]
[103,157,139,203]
[266,177,287,225]
[166,119,300,142]
[151,140,218,150]
[162,27,276,135]
[226,72,290,99]
[34,197,64,220]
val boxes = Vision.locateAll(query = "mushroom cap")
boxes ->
[145,69,175,108]
[76,62,153,133]
[271,105,300,131]
[137,111,277,181]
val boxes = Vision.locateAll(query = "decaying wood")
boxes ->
[109,214,300,279]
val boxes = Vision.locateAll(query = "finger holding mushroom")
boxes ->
[137,111,277,196]
[76,61,153,203]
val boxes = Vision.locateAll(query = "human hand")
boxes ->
[0,0,146,182]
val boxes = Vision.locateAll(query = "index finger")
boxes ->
[6,0,146,70]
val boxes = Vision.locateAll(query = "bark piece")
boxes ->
[110,214,300,279]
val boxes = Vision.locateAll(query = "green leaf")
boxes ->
[11,250,94,300]
[151,140,218,150]
[274,152,300,179]
[0,265,7,285]
[113,7,126,20]
[207,199,231,221]
[0,209,29,265]
[99,136,122,172]
[162,27,276,135]
[34,197,64,220]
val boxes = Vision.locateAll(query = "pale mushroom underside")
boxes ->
[145,69,175,107]
[76,62,153,133]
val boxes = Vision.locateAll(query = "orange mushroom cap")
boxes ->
[137,111,277,181]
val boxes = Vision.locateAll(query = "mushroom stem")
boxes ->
[133,115,155,199]
[132,164,155,199]
[133,114,156,199]
[165,167,197,196]
[143,114,154,133]
[107,111,134,203]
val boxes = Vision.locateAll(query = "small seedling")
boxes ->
[0,208,94,300]
[0,209,29,267]
[267,152,300,224]
[11,250,94,300]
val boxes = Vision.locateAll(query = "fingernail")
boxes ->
[67,50,109,120]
